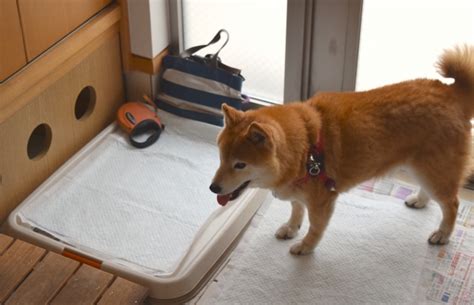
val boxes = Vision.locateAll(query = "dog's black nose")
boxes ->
[209,183,222,194]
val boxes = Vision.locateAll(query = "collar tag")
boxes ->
[307,146,324,177]
[308,162,321,176]
[293,135,337,192]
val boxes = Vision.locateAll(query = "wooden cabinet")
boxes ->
[0,0,112,81]
[0,5,124,223]
[0,0,27,81]
[18,0,112,60]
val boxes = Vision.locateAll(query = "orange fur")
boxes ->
[212,45,474,255]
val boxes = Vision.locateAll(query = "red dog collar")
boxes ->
[293,131,336,192]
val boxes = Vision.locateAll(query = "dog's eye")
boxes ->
[234,162,247,169]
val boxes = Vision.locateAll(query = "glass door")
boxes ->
[182,0,288,104]
[169,0,323,104]
[170,0,473,103]
[169,0,363,104]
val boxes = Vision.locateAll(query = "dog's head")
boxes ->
[210,104,281,205]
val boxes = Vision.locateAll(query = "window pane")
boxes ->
[182,0,287,104]
[357,0,474,91]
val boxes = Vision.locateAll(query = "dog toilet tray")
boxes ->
[5,111,269,302]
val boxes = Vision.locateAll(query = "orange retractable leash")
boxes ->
[117,95,165,148]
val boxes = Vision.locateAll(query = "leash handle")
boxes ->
[129,119,163,149]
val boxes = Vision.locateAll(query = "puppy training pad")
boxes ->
[199,179,474,305]
[14,111,222,274]
[5,108,269,301]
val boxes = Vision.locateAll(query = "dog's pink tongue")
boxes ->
[217,194,231,206]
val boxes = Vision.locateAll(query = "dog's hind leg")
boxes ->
[410,158,463,245]
[405,188,430,209]
[428,196,459,245]
[275,201,305,240]
[290,194,337,255]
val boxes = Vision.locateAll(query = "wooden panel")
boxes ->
[0,99,52,222]
[118,0,132,71]
[69,34,125,150]
[0,4,121,125]
[0,0,27,81]
[98,278,148,305]
[129,48,169,75]
[0,234,14,255]
[5,252,79,305]
[18,0,112,60]
[0,240,46,303]
[50,265,114,305]
[0,32,124,223]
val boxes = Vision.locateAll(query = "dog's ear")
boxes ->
[222,103,244,126]
[246,122,272,146]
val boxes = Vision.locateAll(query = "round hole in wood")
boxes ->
[74,86,96,120]
[27,123,52,160]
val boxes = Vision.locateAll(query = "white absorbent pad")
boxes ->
[200,179,474,305]
[18,111,222,275]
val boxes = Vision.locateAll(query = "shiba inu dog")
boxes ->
[210,46,474,255]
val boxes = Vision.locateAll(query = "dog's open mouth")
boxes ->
[217,180,251,206]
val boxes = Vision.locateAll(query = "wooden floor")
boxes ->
[0,234,148,305]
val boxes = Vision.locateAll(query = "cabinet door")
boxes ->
[0,0,27,81]
[18,0,112,60]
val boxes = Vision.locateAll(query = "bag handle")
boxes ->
[180,29,229,67]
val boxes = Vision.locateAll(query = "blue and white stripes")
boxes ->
[156,55,244,126]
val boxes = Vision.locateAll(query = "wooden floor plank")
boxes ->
[98,278,148,305]
[50,264,114,305]
[0,240,46,303]
[0,234,14,254]
[5,252,80,305]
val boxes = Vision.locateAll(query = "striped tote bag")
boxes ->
[156,29,245,126]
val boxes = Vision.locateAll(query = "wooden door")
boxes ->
[18,0,112,60]
[0,0,27,81]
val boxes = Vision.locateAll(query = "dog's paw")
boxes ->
[289,241,314,255]
[404,193,428,209]
[275,223,299,240]
[428,230,450,245]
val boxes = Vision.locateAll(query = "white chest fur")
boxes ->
[271,186,306,203]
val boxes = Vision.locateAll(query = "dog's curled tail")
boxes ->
[437,45,474,92]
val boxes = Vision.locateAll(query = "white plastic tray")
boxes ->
[4,112,269,302]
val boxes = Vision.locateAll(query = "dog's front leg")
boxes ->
[290,194,337,255]
[275,201,305,240]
